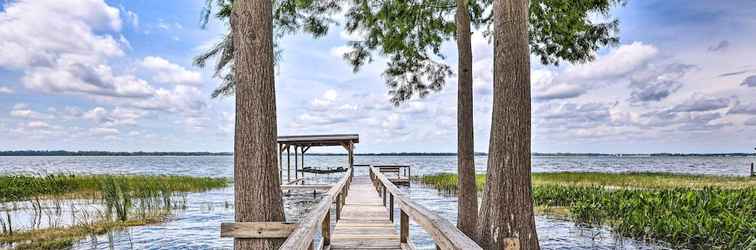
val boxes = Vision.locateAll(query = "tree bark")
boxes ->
[231,0,286,249]
[476,0,539,248]
[455,0,478,241]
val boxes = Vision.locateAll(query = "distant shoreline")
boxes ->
[0,150,754,157]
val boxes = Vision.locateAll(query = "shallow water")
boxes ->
[1,155,753,249]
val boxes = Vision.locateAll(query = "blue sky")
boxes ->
[1,0,755,153]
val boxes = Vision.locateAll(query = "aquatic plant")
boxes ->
[534,185,756,249]
[418,171,756,192]
[0,174,229,249]
[419,172,756,249]
[0,174,229,203]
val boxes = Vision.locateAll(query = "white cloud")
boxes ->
[83,107,110,123]
[532,69,584,101]
[311,89,340,110]
[9,103,54,119]
[0,0,160,99]
[0,86,14,94]
[90,127,120,136]
[141,56,202,86]
[131,85,206,114]
[567,42,659,80]
[329,46,352,59]
[22,60,154,98]
[27,121,51,129]
[0,0,123,69]
[125,9,139,28]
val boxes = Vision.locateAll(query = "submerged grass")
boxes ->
[0,174,229,249]
[419,172,756,249]
[1,215,166,250]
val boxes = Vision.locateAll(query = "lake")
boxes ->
[1,155,754,249]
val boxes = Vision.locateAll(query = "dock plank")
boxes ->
[331,176,401,250]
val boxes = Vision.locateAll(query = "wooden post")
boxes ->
[751,162,754,177]
[322,211,331,247]
[302,147,305,181]
[389,193,394,222]
[294,146,299,179]
[278,144,283,182]
[336,193,341,220]
[400,210,408,244]
[287,146,291,182]
[382,186,387,206]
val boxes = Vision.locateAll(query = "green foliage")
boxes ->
[535,185,756,249]
[342,0,625,104]
[419,172,756,249]
[0,175,229,203]
[195,0,342,98]
[528,0,624,65]
[343,0,456,104]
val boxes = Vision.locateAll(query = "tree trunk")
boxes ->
[476,0,539,248]
[231,0,286,249]
[455,0,478,240]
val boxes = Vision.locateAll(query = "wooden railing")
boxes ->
[279,167,353,249]
[375,164,411,178]
[221,167,352,249]
[368,166,483,250]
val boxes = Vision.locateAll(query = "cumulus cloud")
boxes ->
[9,103,54,119]
[141,56,201,86]
[130,85,206,114]
[27,121,51,129]
[90,127,120,136]
[729,101,756,115]
[567,42,658,80]
[745,117,756,126]
[0,0,161,99]
[740,75,756,87]
[0,86,14,94]
[668,94,732,113]
[707,40,730,52]
[533,102,613,130]
[532,70,584,101]
[628,64,695,103]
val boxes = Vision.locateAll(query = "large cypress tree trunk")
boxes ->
[231,0,286,249]
[476,0,539,248]
[455,0,478,240]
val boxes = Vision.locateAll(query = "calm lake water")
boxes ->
[1,155,754,249]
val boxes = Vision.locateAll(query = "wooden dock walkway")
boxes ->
[225,165,488,250]
[331,176,401,249]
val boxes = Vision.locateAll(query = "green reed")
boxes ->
[0,175,228,203]
[1,175,229,249]
[419,172,756,249]
[535,185,756,249]
[418,172,756,192]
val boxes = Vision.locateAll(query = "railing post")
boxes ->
[322,211,331,247]
[400,209,408,244]
[382,185,387,206]
[336,193,341,220]
[389,193,394,222]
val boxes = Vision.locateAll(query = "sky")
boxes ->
[0,0,755,154]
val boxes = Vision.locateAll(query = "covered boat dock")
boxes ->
[277,134,358,183]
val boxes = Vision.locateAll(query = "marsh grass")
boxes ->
[419,172,756,249]
[1,214,166,250]
[418,172,756,192]
[0,175,228,203]
[0,174,228,249]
